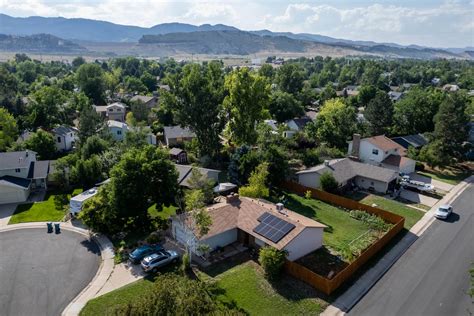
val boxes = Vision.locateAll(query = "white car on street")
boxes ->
[434,204,453,219]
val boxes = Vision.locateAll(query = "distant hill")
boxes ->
[0,14,470,59]
[138,31,462,59]
[0,33,85,52]
[0,14,238,42]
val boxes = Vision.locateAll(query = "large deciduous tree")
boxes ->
[26,86,69,129]
[364,90,394,135]
[173,62,225,157]
[392,87,444,135]
[276,63,305,94]
[223,68,270,145]
[419,93,470,167]
[269,91,304,123]
[24,129,56,160]
[76,63,105,104]
[315,98,357,149]
[0,108,18,151]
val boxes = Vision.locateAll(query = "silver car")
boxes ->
[141,250,179,273]
[434,204,453,219]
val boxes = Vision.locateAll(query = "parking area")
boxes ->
[409,173,454,192]
[0,228,101,316]
[399,189,439,207]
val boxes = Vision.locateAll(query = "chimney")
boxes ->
[25,150,29,157]
[226,193,239,203]
[351,134,361,158]
[324,160,330,166]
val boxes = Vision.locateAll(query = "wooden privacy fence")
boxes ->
[281,181,405,295]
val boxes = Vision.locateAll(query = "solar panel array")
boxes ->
[253,212,296,243]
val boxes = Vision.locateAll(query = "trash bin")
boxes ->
[47,222,53,233]
[54,223,61,234]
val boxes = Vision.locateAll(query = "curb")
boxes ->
[0,222,115,316]
[321,175,473,316]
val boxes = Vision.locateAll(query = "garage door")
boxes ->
[0,184,29,204]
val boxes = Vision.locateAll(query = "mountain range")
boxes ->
[0,14,472,59]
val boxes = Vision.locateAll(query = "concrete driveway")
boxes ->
[0,203,17,227]
[0,228,101,316]
[400,189,439,207]
[409,173,454,192]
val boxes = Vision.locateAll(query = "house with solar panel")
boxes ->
[171,195,326,262]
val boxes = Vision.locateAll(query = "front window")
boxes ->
[15,168,20,173]
[57,137,61,143]
[117,130,122,135]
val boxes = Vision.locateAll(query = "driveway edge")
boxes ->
[321,175,473,316]
[0,222,115,316]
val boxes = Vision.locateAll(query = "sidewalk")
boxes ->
[321,175,473,316]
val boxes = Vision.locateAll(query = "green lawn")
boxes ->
[202,261,327,315]
[8,188,83,224]
[80,278,155,316]
[418,168,470,185]
[359,195,424,230]
[147,204,177,219]
[270,192,371,253]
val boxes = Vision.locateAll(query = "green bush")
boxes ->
[181,252,190,274]
[415,161,425,171]
[320,171,339,193]
[349,210,391,231]
[305,190,312,199]
[258,246,288,280]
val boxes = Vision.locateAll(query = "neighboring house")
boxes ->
[169,147,188,164]
[171,196,326,261]
[286,117,312,131]
[163,126,196,147]
[0,151,56,203]
[391,134,428,149]
[388,91,403,102]
[95,102,126,122]
[107,120,128,141]
[348,134,416,174]
[106,120,157,144]
[130,95,158,109]
[296,158,398,194]
[264,119,278,131]
[0,176,31,204]
[442,84,460,92]
[52,126,78,152]
[175,164,220,188]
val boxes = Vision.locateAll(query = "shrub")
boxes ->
[146,232,161,245]
[415,161,425,171]
[258,246,288,280]
[349,210,391,231]
[181,252,190,274]
[239,162,270,198]
[305,190,312,199]
[320,171,339,193]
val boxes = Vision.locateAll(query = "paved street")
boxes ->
[0,228,101,316]
[349,183,474,316]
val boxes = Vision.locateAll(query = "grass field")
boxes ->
[147,204,177,219]
[270,192,371,253]
[201,261,327,315]
[8,188,82,224]
[418,167,470,185]
[80,277,155,316]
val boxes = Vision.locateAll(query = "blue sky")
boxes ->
[1,0,473,47]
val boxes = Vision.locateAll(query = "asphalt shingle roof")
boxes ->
[297,158,397,183]
[164,126,196,140]
[0,151,36,170]
[52,126,76,137]
[174,164,220,188]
